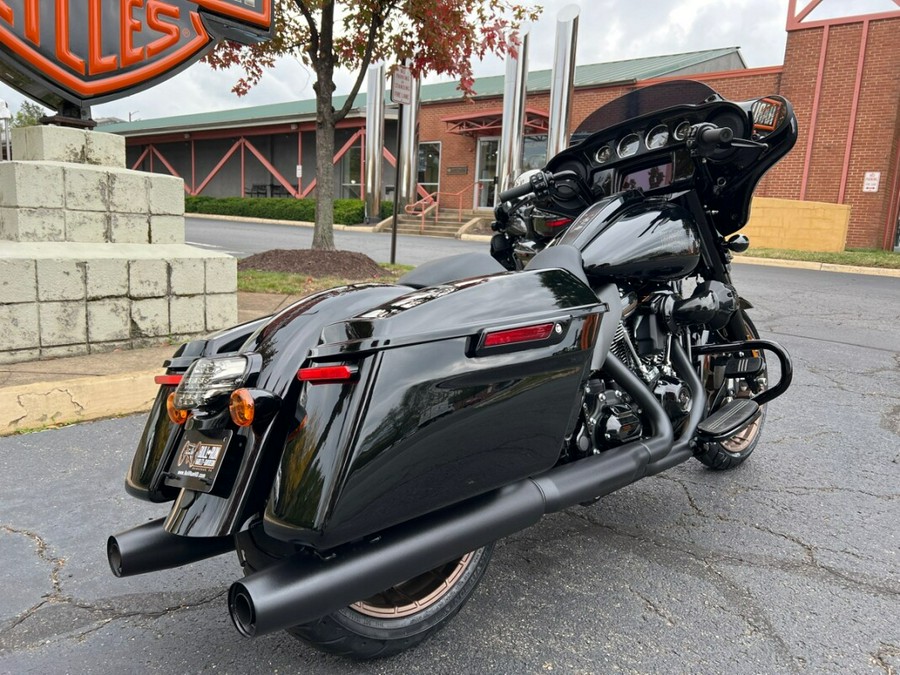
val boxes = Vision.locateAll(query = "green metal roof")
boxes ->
[102,47,742,136]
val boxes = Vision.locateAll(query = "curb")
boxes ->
[188,213,375,233]
[0,370,159,436]
[734,256,900,277]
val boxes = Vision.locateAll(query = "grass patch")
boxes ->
[739,247,900,269]
[238,263,414,295]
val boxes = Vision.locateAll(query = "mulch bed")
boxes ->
[238,249,391,279]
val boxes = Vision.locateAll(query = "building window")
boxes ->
[340,146,362,198]
[418,142,441,195]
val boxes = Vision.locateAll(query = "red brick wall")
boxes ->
[420,15,900,248]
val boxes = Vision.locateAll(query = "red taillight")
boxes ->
[545,217,572,228]
[483,323,555,348]
[155,374,182,386]
[297,365,358,384]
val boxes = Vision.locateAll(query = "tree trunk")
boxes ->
[312,82,336,250]
[311,1,336,251]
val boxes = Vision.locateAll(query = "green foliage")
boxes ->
[12,101,48,128]
[185,196,372,225]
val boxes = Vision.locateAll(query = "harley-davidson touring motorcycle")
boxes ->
[109,80,796,659]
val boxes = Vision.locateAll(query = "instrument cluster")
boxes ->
[549,101,750,196]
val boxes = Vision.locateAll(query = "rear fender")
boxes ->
[126,316,271,502]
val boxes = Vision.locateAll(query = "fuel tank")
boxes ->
[555,195,701,281]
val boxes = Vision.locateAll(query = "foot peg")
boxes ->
[724,356,764,379]
[697,398,761,440]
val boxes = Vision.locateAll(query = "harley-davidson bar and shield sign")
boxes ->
[0,0,272,112]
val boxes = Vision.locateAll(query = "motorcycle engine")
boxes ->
[571,285,702,458]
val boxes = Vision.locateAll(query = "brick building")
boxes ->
[104,3,900,250]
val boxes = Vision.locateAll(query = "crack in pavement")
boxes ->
[625,584,676,627]
[660,476,900,595]
[564,509,798,669]
[0,589,229,650]
[727,484,899,502]
[0,522,228,650]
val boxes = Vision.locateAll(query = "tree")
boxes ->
[205,0,538,250]
[12,101,48,128]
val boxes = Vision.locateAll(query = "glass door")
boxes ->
[475,138,499,209]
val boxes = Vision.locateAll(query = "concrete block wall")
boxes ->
[743,197,850,252]
[0,126,237,365]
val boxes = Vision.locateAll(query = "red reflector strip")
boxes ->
[546,217,572,228]
[483,323,555,348]
[154,374,183,386]
[297,365,358,384]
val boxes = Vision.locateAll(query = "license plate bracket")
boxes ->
[164,428,233,493]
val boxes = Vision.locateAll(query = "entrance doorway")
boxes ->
[475,138,499,209]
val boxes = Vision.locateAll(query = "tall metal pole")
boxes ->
[547,4,580,161]
[365,63,385,223]
[397,75,421,208]
[390,103,403,264]
[496,29,530,205]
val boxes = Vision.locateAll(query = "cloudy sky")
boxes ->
[0,0,894,122]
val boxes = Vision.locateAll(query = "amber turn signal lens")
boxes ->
[230,389,255,427]
[166,392,189,425]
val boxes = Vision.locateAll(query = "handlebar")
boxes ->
[497,180,535,205]
[698,125,733,146]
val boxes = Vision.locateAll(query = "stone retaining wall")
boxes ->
[0,126,237,364]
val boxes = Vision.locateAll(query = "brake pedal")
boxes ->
[697,398,761,441]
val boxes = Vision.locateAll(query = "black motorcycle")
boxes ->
[109,80,796,659]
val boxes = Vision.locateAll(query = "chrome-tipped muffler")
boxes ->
[108,518,234,578]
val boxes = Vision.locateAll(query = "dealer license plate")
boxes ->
[164,428,232,493]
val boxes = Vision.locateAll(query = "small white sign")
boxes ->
[296,164,302,178]
[863,171,880,193]
[391,66,413,105]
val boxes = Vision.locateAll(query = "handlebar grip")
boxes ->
[699,126,734,146]
[497,181,535,204]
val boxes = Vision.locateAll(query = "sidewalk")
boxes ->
[1,257,898,436]
[0,292,304,436]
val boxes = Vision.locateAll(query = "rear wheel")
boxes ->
[694,313,768,470]
[235,524,494,660]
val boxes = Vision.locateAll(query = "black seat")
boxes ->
[397,253,507,289]
[524,244,590,287]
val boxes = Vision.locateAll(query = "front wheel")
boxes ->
[236,524,494,660]
[693,313,768,470]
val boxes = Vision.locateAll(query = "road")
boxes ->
[1,260,899,673]
[185,216,485,266]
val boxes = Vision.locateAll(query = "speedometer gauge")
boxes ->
[617,133,640,158]
[645,125,669,149]
[673,121,691,141]
[594,146,612,164]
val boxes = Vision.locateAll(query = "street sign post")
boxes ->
[389,66,413,263]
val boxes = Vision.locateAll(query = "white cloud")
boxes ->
[0,0,796,122]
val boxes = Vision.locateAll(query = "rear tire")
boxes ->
[694,313,768,471]
[235,523,494,660]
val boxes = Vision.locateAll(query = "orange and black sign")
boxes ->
[0,0,272,111]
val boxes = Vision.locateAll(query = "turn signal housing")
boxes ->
[229,389,255,427]
[166,392,189,425]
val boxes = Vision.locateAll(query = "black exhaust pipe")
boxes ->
[229,350,703,638]
[108,518,235,578]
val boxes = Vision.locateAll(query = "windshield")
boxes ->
[572,80,720,143]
